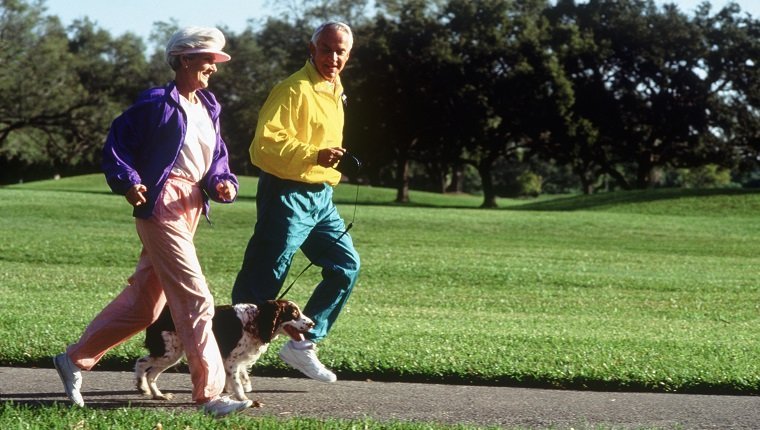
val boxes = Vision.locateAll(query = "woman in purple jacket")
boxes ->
[53,27,251,417]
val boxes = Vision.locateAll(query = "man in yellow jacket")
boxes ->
[232,22,360,383]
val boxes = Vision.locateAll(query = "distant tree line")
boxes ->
[1,0,758,206]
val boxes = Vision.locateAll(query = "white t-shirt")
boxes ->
[171,95,216,182]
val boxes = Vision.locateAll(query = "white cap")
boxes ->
[165,26,231,64]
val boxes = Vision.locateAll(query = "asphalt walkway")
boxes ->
[1,366,758,429]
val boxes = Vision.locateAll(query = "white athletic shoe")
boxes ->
[53,353,84,407]
[279,340,337,383]
[202,396,253,417]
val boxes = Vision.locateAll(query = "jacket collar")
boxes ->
[165,81,220,120]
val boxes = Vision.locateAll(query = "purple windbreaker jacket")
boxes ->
[102,81,238,220]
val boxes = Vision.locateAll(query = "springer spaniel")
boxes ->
[135,299,313,402]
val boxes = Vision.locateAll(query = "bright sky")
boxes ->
[44,0,759,42]
[43,0,268,41]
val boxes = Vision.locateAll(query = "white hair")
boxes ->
[310,21,353,49]
[165,26,229,70]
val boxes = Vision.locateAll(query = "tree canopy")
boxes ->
[2,0,758,205]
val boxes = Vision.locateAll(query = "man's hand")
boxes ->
[216,180,237,201]
[317,147,346,168]
[126,184,147,207]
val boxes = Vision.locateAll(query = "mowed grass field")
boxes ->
[0,175,759,428]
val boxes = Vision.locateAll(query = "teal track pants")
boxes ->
[232,172,360,342]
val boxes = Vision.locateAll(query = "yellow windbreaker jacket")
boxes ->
[250,60,344,186]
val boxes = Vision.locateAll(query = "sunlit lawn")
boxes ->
[1,175,758,428]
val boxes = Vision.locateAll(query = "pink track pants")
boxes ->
[66,176,225,403]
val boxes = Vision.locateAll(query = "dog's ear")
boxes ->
[256,300,282,343]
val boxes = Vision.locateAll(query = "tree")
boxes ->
[445,0,563,206]
[543,0,760,192]
[345,0,450,202]
[0,0,150,181]
[605,1,712,188]
[1,0,78,179]
[694,2,760,177]
[63,18,152,168]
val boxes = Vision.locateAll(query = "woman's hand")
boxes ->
[216,180,236,201]
[126,184,147,207]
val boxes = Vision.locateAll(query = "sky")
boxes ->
[43,0,269,41]
[43,0,759,42]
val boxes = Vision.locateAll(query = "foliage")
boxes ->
[0,0,152,182]
[675,164,734,188]
[516,170,543,196]
[1,0,759,203]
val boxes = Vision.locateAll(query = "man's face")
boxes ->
[309,28,351,82]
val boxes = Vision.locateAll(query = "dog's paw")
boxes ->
[136,382,151,396]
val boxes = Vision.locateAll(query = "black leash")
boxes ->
[277,168,361,300]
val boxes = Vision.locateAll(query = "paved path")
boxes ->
[1,366,758,429]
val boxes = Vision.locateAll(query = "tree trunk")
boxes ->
[426,162,447,193]
[478,157,498,208]
[574,162,596,194]
[636,152,657,189]
[447,163,464,193]
[395,157,410,203]
[437,166,447,194]
[580,175,595,195]
[605,167,631,191]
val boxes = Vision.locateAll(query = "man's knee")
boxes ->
[326,258,360,289]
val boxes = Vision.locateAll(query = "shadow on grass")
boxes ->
[7,181,760,214]
[508,187,760,212]
[203,186,760,212]
[1,186,113,197]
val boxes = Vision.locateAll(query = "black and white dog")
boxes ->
[135,300,313,401]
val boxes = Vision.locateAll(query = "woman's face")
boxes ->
[309,28,351,82]
[178,54,218,90]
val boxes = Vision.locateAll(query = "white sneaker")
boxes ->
[53,353,84,407]
[279,340,337,383]
[202,396,252,417]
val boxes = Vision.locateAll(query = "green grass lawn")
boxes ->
[0,402,507,430]
[1,175,759,428]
